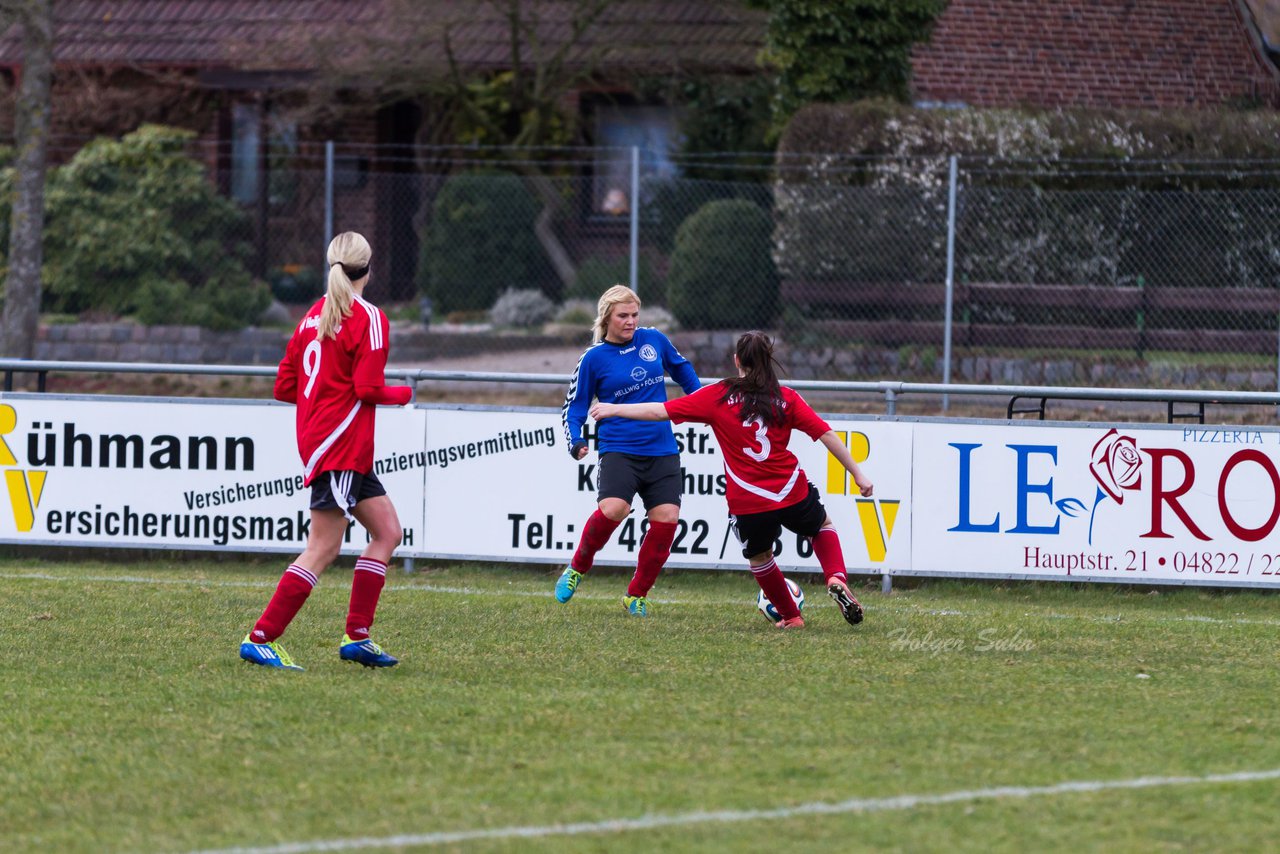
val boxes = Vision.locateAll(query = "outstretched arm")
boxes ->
[819,431,873,496]
[590,401,671,422]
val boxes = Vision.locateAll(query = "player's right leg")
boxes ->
[558,454,632,603]
[737,513,802,626]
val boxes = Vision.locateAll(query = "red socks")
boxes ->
[751,558,801,620]
[628,520,677,598]
[346,557,387,640]
[251,564,317,643]
[812,527,848,585]
[572,509,622,573]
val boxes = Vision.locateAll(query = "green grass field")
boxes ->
[2,555,1279,853]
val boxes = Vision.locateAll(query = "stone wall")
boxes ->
[29,322,1278,390]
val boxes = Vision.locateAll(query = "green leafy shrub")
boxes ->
[666,199,778,329]
[643,178,774,255]
[16,125,269,330]
[267,265,324,304]
[756,0,946,131]
[418,172,554,313]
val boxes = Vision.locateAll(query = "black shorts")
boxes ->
[310,470,387,519]
[597,452,682,509]
[730,481,828,558]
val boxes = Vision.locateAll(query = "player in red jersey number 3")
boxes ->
[591,331,873,629]
[239,232,412,670]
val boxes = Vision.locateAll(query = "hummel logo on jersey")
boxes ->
[619,345,636,354]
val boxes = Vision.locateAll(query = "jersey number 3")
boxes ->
[302,340,323,398]
[742,415,770,462]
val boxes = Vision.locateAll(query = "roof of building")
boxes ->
[0,1,766,74]
[911,0,1280,108]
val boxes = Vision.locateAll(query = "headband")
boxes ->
[335,262,369,280]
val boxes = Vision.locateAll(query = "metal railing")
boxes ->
[4,359,1279,425]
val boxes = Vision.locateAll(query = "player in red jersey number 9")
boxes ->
[239,232,413,670]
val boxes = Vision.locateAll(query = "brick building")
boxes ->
[911,0,1280,108]
[0,1,765,300]
[0,1,1276,302]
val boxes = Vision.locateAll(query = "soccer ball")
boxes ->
[757,578,805,622]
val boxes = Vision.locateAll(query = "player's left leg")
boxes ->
[785,485,864,626]
[624,456,682,614]
[627,502,677,605]
[341,493,402,667]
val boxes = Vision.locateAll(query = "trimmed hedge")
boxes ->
[667,199,778,330]
[773,101,1280,316]
[779,100,1280,164]
[418,172,554,313]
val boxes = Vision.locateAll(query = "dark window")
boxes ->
[592,104,679,217]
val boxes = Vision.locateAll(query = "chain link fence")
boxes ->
[18,134,1280,389]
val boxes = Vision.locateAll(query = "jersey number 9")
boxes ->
[303,340,322,398]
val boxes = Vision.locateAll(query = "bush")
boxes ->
[489,288,555,328]
[555,298,597,326]
[419,172,554,313]
[643,178,774,254]
[666,199,778,330]
[18,125,269,330]
[267,265,324,304]
[638,304,678,334]
[774,101,1280,298]
[568,254,662,305]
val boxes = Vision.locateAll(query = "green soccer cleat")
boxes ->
[240,634,304,671]
[339,634,399,668]
[622,595,649,617]
[555,566,583,603]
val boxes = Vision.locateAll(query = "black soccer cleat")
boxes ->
[827,578,864,626]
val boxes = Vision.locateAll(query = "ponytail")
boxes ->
[318,231,371,340]
[721,331,785,426]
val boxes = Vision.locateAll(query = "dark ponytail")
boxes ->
[720,331,785,426]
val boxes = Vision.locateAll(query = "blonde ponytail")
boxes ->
[318,231,371,340]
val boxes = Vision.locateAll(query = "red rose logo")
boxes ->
[1090,429,1142,504]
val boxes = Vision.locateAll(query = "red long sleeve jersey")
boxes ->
[664,382,831,515]
[274,295,410,485]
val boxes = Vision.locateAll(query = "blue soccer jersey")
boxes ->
[561,327,701,456]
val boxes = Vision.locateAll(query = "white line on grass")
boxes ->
[186,767,1280,854]
[0,571,648,603]
[6,571,1280,626]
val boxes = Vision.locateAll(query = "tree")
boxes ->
[31,125,268,331]
[0,0,51,359]
[300,0,751,292]
[752,0,946,133]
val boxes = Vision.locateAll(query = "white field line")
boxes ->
[3,571,1280,627]
[185,767,1280,854]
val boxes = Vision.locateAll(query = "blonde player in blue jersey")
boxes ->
[558,285,702,615]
